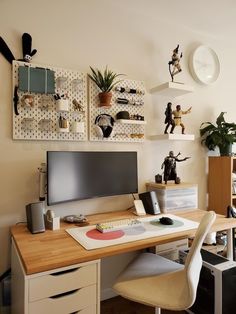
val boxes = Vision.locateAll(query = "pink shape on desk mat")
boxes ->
[86,229,124,240]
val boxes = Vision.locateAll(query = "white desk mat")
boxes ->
[66,214,199,250]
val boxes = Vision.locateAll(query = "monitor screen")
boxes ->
[47,151,138,205]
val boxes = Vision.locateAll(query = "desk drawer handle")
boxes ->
[50,268,80,276]
[50,288,79,299]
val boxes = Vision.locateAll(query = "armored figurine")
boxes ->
[161,151,190,184]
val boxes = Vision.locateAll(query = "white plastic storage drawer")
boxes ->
[155,239,188,261]
[28,284,96,314]
[29,263,97,302]
[146,182,198,212]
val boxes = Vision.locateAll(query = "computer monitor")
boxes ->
[47,151,138,206]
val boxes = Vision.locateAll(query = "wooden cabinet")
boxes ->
[11,240,100,314]
[208,156,236,215]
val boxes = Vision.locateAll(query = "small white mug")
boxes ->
[71,121,84,133]
[56,99,69,112]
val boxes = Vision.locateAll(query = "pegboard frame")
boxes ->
[12,61,88,141]
[89,78,146,142]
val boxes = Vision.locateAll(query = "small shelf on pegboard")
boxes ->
[116,119,147,125]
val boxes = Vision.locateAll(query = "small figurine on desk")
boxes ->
[164,102,175,134]
[161,151,190,184]
[170,104,192,134]
[168,44,183,82]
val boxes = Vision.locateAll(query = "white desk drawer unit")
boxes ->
[28,285,97,314]
[11,241,100,314]
[29,263,97,302]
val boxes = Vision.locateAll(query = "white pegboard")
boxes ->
[12,61,87,141]
[89,78,146,142]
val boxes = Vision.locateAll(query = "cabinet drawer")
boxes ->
[29,284,96,314]
[29,263,97,302]
[73,304,96,314]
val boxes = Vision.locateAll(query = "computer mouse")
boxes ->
[159,217,174,225]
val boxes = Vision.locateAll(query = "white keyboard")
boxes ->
[96,218,142,233]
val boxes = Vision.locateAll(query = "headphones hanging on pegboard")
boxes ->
[94,114,115,138]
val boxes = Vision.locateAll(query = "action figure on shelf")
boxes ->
[168,44,183,82]
[164,102,174,134]
[170,104,192,134]
[161,151,190,184]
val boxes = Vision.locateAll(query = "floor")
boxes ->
[0,307,10,314]
[0,284,10,314]
[101,296,186,314]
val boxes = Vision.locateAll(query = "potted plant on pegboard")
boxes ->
[88,66,124,107]
[200,112,236,156]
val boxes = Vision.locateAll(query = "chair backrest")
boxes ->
[184,211,216,307]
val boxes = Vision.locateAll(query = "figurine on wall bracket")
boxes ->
[0,33,37,64]
[0,33,37,115]
[170,104,192,134]
[161,151,190,184]
[164,102,175,134]
[168,44,182,82]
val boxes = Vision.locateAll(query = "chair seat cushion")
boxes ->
[116,252,183,281]
[113,252,190,310]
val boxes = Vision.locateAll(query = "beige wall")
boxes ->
[1,0,236,278]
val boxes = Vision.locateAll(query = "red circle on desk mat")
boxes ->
[86,229,124,240]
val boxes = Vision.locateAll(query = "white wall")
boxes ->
[1,0,236,286]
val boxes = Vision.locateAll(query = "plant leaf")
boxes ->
[88,66,125,92]
[200,112,236,152]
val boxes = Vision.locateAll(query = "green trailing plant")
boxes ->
[200,112,236,155]
[88,66,124,92]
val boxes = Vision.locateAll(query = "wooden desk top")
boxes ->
[11,209,236,275]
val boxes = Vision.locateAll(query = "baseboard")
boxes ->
[101,288,118,301]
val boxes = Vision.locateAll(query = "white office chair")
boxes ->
[113,211,216,314]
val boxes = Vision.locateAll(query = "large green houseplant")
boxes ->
[88,66,124,107]
[200,112,236,156]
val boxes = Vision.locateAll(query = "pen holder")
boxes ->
[44,214,60,230]
[58,118,69,132]
[56,99,69,112]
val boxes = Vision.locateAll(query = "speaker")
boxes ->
[138,191,160,215]
[26,201,45,234]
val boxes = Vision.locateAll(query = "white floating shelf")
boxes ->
[116,119,147,125]
[149,133,195,141]
[150,82,194,98]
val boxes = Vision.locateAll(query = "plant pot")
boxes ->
[98,92,112,107]
[219,143,232,156]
